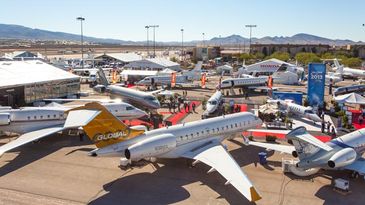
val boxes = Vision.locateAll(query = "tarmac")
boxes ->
[0,78,364,205]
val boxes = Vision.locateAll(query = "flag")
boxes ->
[171,72,177,87]
[201,73,206,88]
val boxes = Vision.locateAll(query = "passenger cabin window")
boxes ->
[27,116,30,120]
[126,106,134,110]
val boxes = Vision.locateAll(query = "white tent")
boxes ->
[334,93,365,104]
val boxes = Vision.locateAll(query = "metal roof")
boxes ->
[0,60,80,88]
[95,53,142,63]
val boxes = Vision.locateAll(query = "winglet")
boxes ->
[250,186,262,202]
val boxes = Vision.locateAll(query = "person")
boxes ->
[79,132,84,141]
[172,100,176,113]
[359,115,363,125]
[187,101,191,113]
[192,102,196,113]
[321,120,325,133]
[177,100,181,112]
[168,102,171,113]
[327,121,332,133]
[184,101,188,112]
[331,126,336,139]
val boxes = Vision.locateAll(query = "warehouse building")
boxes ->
[124,58,181,71]
[0,60,80,107]
[94,52,142,66]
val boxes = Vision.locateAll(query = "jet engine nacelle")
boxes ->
[130,125,148,132]
[328,148,357,168]
[125,133,176,161]
[93,85,106,93]
[0,113,10,125]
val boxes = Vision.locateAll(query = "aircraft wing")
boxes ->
[148,89,165,95]
[345,157,365,174]
[0,127,64,156]
[0,109,101,156]
[182,141,261,202]
[44,99,121,103]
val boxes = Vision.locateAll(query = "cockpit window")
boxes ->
[144,96,156,101]
[304,110,314,114]
[126,106,135,110]
[208,100,217,105]
[222,81,230,84]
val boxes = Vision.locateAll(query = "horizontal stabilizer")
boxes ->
[248,141,295,154]
[0,127,64,156]
[64,110,101,129]
[286,126,333,151]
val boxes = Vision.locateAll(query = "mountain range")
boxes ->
[0,23,361,46]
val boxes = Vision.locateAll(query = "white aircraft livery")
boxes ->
[96,68,161,109]
[246,126,365,177]
[7,102,263,202]
[0,102,146,134]
[136,61,202,87]
[268,99,321,122]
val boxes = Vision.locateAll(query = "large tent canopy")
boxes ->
[334,93,365,105]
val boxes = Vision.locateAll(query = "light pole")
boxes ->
[181,28,184,61]
[245,24,257,54]
[145,26,150,57]
[202,32,205,47]
[148,25,159,58]
[76,16,85,69]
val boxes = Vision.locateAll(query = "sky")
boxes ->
[1,0,364,42]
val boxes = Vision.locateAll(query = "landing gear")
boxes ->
[350,171,360,179]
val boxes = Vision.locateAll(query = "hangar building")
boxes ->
[0,60,80,107]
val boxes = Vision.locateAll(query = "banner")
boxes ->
[307,63,326,107]
[112,70,117,84]
[201,73,206,88]
[171,72,176,87]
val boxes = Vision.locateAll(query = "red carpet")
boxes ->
[237,104,247,112]
[348,110,365,129]
[166,101,201,125]
[125,101,201,128]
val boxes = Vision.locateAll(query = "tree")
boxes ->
[342,57,362,67]
[266,51,290,61]
[262,47,268,56]
[295,52,321,65]
[170,56,178,62]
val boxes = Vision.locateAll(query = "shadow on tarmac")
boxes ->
[88,144,271,205]
[0,133,92,177]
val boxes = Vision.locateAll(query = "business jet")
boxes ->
[0,102,146,134]
[2,102,263,202]
[267,99,322,122]
[73,67,114,83]
[203,90,223,118]
[136,61,202,87]
[219,75,270,90]
[245,126,365,177]
[95,68,161,109]
[331,58,365,79]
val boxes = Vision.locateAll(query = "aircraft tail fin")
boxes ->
[97,68,110,86]
[193,61,203,71]
[334,59,344,75]
[68,102,145,148]
[286,126,332,160]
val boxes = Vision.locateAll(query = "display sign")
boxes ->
[307,63,326,107]
[201,73,206,88]
[171,72,176,87]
